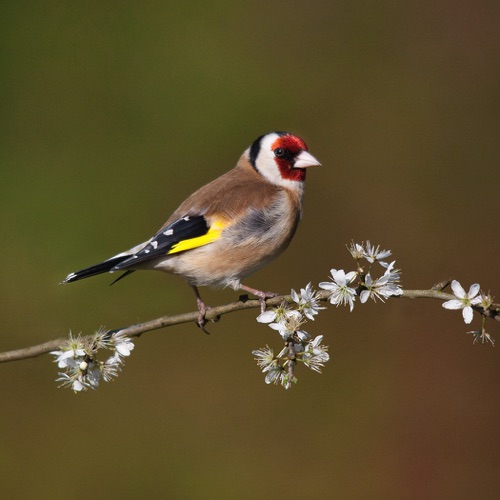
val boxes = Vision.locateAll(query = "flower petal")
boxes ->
[442,299,463,310]
[468,283,480,299]
[257,311,276,323]
[462,306,474,324]
[450,280,466,299]
[318,281,334,291]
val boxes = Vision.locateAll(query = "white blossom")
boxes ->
[55,372,85,392]
[301,335,330,373]
[51,328,135,392]
[72,377,86,392]
[268,318,309,341]
[291,282,325,320]
[257,306,301,324]
[112,332,135,358]
[252,346,275,371]
[477,292,493,310]
[347,242,365,260]
[52,349,80,369]
[101,357,121,382]
[252,347,289,387]
[264,366,285,385]
[362,241,392,264]
[319,269,357,311]
[442,280,481,324]
[359,264,403,303]
[86,361,101,389]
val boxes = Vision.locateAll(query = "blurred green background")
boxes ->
[1,1,499,498]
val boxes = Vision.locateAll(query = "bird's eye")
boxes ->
[274,148,285,157]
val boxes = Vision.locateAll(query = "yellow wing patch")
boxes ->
[167,219,228,255]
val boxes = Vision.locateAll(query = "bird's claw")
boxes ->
[254,290,280,314]
[238,287,280,313]
[196,318,211,334]
[195,297,211,334]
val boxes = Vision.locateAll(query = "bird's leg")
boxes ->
[191,285,211,334]
[239,284,279,314]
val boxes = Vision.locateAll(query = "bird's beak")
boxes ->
[294,150,322,169]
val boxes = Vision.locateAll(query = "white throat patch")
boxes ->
[245,133,304,191]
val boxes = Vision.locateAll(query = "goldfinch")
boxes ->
[63,131,321,330]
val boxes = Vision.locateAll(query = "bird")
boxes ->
[62,131,321,331]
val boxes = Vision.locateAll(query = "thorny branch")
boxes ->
[1,286,498,364]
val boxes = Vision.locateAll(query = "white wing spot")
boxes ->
[151,241,158,250]
[144,249,150,254]
[183,216,190,221]
[163,229,173,236]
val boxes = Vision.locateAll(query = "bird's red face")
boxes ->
[271,134,311,182]
[248,131,321,189]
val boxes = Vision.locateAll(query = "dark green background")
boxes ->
[1,2,499,498]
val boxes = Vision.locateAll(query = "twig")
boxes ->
[0,288,498,364]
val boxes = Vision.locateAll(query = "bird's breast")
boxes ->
[153,190,302,288]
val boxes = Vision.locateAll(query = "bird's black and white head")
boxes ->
[247,131,321,190]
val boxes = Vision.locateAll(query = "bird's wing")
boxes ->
[111,215,229,271]
[113,161,285,272]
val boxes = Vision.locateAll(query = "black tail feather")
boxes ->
[61,255,131,284]
[109,270,135,286]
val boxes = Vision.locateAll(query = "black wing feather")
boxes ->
[62,255,131,283]
[112,215,209,271]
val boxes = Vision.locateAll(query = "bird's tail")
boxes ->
[61,255,132,284]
